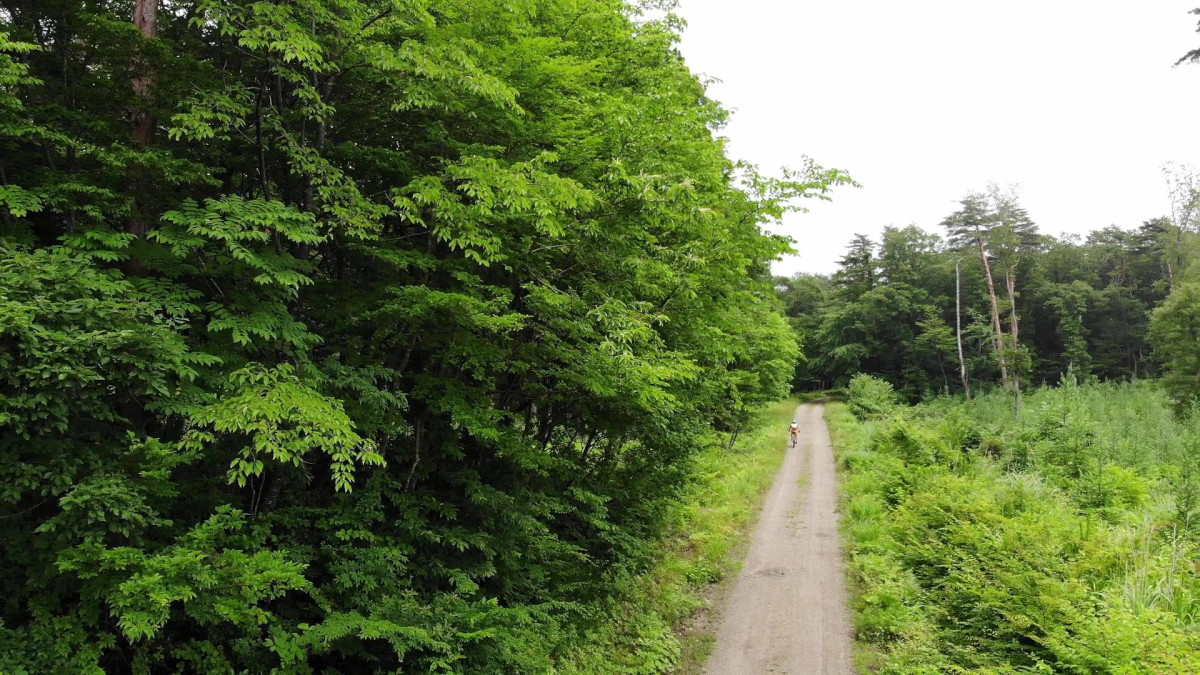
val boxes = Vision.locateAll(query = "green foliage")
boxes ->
[845,374,900,421]
[1150,281,1200,415]
[828,383,1200,673]
[185,363,384,492]
[0,2,844,671]
[1043,279,1097,377]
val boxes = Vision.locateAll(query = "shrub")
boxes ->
[1074,464,1150,518]
[851,553,924,643]
[873,419,951,467]
[939,409,982,453]
[846,374,900,421]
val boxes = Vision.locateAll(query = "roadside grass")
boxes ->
[825,401,897,673]
[555,398,798,674]
[828,379,1200,673]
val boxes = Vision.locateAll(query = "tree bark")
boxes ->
[131,0,158,146]
[1005,267,1022,413]
[956,259,971,398]
[260,470,285,515]
[1006,268,1020,348]
[404,417,424,492]
[978,237,1009,388]
[126,0,159,251]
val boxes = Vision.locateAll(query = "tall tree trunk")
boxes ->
[956,259,971,398]
[1006,267,1020,348]
[131,0,158,147]
[127,0,158,250]
[1005,267,1022,413]
[978,237,1009,388]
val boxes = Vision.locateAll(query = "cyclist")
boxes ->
[789,420,800,447]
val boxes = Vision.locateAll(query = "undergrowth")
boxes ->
[829,378,1200,673]
[555,399,798,673]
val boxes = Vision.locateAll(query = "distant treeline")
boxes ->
[777,185,1200,401]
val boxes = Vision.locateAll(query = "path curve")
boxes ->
[706,402,853,674]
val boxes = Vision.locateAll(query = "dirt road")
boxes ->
[706,403,853,674]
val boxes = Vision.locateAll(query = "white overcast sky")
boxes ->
[673,1,1200,275]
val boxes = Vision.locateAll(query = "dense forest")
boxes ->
[776,183,1200,404]
[0,0,850,671]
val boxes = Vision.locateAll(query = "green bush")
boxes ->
[851,553,924,644]
[846,374,901,421]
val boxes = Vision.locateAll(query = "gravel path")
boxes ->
[705,402,854,674]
